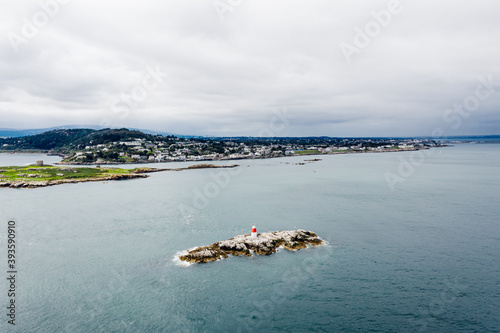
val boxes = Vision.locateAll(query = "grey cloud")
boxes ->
[0,0,499,136]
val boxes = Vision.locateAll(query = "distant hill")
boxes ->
[0,125,104,138]
[0,125,177,139]
[0,128,174,151]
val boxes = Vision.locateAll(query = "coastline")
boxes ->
[45,146,435,166]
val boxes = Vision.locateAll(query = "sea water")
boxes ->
[0,144,499,332]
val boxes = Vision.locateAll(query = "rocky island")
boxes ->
[178,229,324,264]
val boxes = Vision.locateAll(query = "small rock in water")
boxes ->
[178,230,324,264]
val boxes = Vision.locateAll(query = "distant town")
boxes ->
[63,137,440,164]
[0,128,446,164]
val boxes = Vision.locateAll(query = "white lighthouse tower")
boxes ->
[251,225,257,238]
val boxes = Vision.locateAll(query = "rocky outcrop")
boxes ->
[170,164,239,172]
[130,167,169,174]
[130,164,239,173]
[179,230,324,264]
[186,164,238,169]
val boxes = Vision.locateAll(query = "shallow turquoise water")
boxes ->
[0,144,499,332]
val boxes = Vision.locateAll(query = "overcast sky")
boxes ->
[1,0,499,136]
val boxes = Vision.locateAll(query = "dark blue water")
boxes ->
[0,144,499,332]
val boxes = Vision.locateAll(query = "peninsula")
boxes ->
[178,229,324,264]
[0,164,238,188]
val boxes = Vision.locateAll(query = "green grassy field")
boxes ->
[293,150,322,155]
[0,165,136,182]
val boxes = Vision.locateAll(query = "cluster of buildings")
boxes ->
[66,136,436,164]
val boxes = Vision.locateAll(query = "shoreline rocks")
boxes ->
[179,230,324,264]
[130,164,239,174]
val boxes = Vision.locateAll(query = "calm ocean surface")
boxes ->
[1,144,499,332]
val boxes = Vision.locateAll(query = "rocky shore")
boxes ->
[127,164,239,174]
[133,164,239,173]
[178,230,324,264]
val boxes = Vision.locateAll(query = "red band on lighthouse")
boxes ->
[251,225,257,237]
